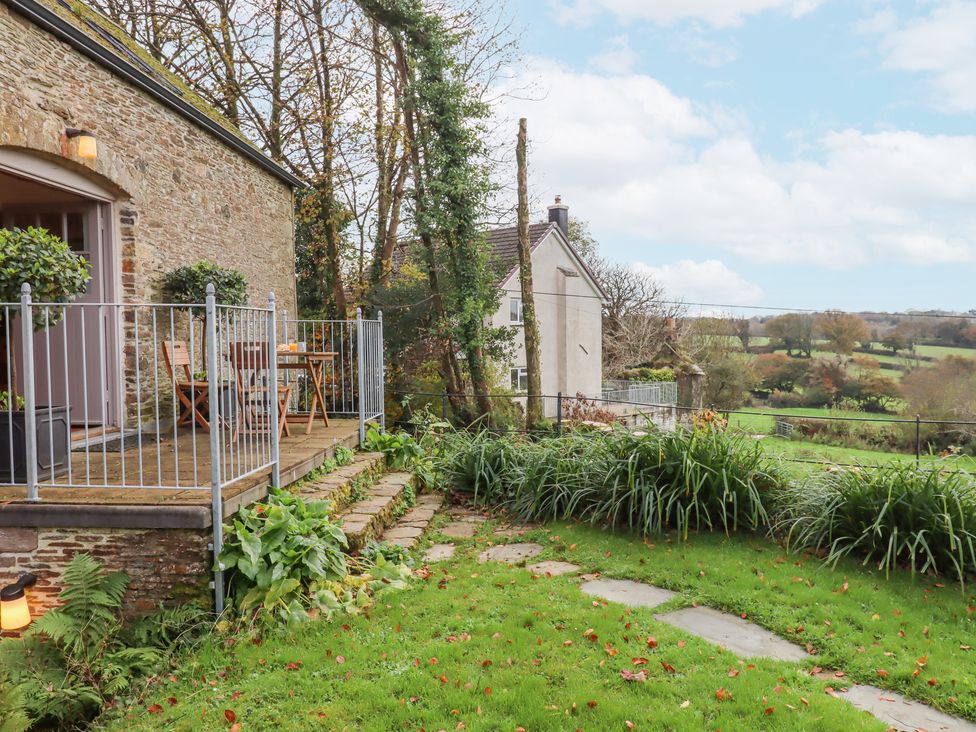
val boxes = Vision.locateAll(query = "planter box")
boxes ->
[0,406,71,484]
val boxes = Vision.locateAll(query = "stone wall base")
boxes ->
[0,525,211,636]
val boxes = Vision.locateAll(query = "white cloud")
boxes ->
[588,35,639,74]
[547,0,824,27]
[634,260,763,305]
[867,1,976,112]
[497,58,976,269]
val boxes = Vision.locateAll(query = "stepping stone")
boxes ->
[838,685,976,732]
[478,543,544,564]
[440,521,477,538]
[383,526,423,541]
[424,544,456,562]
[655,607,808,661]
[527,561,580,576]
[494,524,536,537]
[580,578,676,609]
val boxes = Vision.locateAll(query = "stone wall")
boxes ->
[0,525,211,635]
[0,2,297,310]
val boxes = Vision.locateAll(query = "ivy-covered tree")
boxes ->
[357,0,504,416]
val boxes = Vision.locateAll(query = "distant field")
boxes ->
[913,343,976,359]
[727,406,876,435]
[748,434,976,476]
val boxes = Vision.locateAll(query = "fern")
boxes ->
[0,554,162,729]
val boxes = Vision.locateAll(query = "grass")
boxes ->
[914,344,976,360]
[728,407,874,436]
[98,520,976,731]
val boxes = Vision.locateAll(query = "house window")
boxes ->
[509,297,523,324]
[510,367,528,392]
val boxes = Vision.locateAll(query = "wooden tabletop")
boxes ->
[276,351,338,359]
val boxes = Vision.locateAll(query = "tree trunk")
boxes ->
[516,118,543,427]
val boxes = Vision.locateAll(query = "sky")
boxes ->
[498,0,976,314]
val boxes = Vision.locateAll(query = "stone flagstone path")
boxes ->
[423,509,976,732]
[838,685,976,732]
[655,606,809,661]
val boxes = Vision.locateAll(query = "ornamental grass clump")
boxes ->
[777,464,976,586]
[437,427,783,539]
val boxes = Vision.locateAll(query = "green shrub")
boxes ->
[777,465,976,586]
[217,488,348,624]
[0,555,160,728]
[0,668,29,732]
[437,427,782,539]
[616,367,676,383]
[161,260,248,306]
[364,427,424,468]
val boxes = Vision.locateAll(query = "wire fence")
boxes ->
[393,390,976,475]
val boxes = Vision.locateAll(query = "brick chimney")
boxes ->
[548,195,569,239]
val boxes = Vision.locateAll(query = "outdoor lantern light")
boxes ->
[0,574,37,631]
[65,128,98,160]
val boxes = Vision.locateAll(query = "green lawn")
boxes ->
[99,521,976,731]
[728,407,873,436]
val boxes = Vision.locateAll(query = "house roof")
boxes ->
[487,222,609,302]
[389,221,608,302]
[4,0,303,188]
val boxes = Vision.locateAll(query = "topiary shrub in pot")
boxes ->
[0,226,90,482]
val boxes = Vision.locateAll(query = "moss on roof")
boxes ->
[36,0,266,154]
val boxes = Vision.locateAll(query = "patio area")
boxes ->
[0,419,359,522]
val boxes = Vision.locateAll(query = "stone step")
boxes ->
[293,452,386,513]
[380,493,445,549]
[339,471,415,551]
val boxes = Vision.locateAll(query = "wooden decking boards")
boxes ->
[0,419,360,527]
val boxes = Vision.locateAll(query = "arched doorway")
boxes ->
[0,148,119,431]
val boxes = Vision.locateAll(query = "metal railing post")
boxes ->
[915,414,921,468]
[205,284,225,614]
[556,391,563,435]
[377,310,385,432]
[20,284,38,502]
[356,307,366,446]
[268,293,280,487]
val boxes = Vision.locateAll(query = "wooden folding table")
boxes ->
[277,351,337,433]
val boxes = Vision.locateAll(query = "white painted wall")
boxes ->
[491,229,604,412]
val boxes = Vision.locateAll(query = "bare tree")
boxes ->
[593,259,685,374]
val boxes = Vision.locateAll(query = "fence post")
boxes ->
[280,308,289,392]
[19,284,38,502]
[441,390,448,421]
[268,292,280,488]
[205,283,225,615]
[915,414,921,468]
[377,310,385,432]
[356,307,366,446]
[556,391,563,435]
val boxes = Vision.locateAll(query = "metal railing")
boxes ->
[601,380,678,407]
[1,284,386,611]
[280,308,385,443]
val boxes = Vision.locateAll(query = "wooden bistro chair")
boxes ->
[161,340,210,431]
[230,341,292,441]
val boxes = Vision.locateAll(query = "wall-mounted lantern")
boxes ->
[0,574,38,631]
[65,128,98,160]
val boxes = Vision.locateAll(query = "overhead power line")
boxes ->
[500,289,976,320]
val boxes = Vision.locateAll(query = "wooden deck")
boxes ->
[0,419,360,527]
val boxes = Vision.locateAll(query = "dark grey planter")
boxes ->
[0,406,71,484]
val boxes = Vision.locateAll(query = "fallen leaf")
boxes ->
[147,704,163,714]
[224,710,237,724]
[679,700,690,709]
[620,669,648,683]
[715,687,732,702]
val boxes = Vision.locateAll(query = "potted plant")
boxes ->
[162,261,249,421]
[0,226,90,482]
